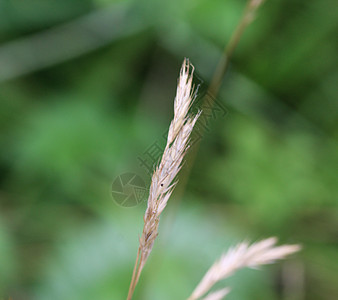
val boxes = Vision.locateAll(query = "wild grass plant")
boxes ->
[127,59,201,299]
[126,1,301,299]
[126,58,300,299]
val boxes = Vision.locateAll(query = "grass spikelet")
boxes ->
[127,58,200,300]
[188,237,301,300]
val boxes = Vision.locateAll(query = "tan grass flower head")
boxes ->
[188,237,301,300]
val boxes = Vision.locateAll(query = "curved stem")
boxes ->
[126,247,141,300]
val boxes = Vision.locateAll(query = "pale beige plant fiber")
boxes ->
[188,237,301,300]
[127,58,200,300]
[139,59,199,268]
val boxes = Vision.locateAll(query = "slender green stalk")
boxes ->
[209,0,265,102]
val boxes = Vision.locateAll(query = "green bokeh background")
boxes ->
[0,0,337,299]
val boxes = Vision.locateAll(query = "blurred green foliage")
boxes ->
[0,0,337,299]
